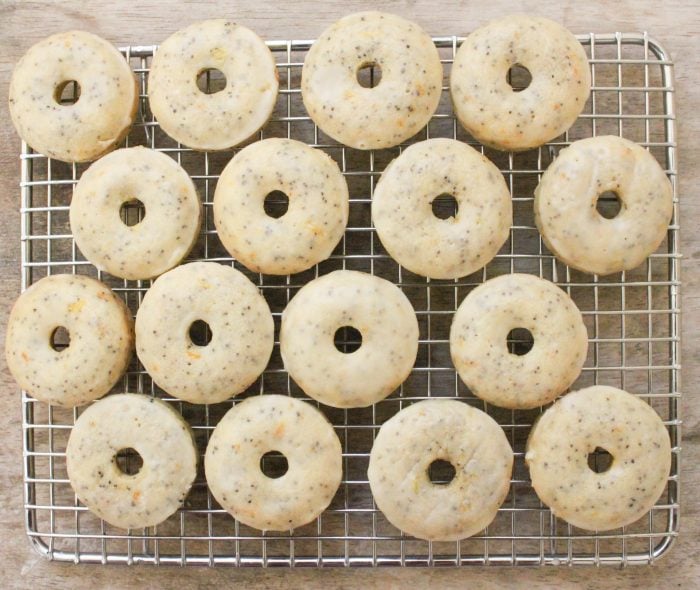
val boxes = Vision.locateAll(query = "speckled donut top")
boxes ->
[70,146,202,280]
[148,19,279,150]
[9,30,138,162]
[372,138,512,279]
[5,274,133,407]
[213,138,349,275]
[135,261,274,405]
[301,11,443,149]
[534,135,673,275]
[526,385,672,531]
[451,15,591,151]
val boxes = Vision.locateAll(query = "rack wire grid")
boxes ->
[18,32,680,567]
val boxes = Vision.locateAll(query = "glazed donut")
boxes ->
[66,394,197,529]
[280,270,418,408]
[451,15,590,151]
[535,136,673,275]
[372,138,511,279]
[148,20,278,150]
[526,386,672,531]
[213,138,349,275]
[368,400,513,541]
[450,274,588,409]
[205,394,343,531]
[5,274,132,408]
[135,262,274,404]
[302,11,442,150]
[70,146,201,280]
[9,31,137,162]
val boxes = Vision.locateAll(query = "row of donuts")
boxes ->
[6,265,585,410]
[9,13,590,162]
[66,386,671,540]
[67,132,672,289]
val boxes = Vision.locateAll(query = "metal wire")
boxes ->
[19,32,680,567]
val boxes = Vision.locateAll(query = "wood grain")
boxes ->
[0,0,698,587]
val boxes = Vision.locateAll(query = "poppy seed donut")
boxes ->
[451,15,590,151]
[135,262,274,405]
[205,395,343,531]
[213,138,349,275]
[66,394,197,529]
[301,11,442,150]
[534,136,673,275]
[5,274,133,407]
[526,386,672,531]
[450,274,588,409]
[280,270,419,408]
[9,31,138,163]
[372,138,512,279]
[70,146,201,280]
[368,399,513,541]
[148,20,278,151]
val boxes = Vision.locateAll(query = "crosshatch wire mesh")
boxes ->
[18,32,680,567]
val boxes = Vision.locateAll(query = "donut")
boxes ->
[5,274,132,407]
[526,386,672,531]
[148,20,278,151]
[368,400,513,541]
[9,31,137,162]
[213,138,349,275]
[70,146,201,280]
[66,393,197,529]
[301,11,442,150]
[205,394,343,531]
[372,138,512,279]
[450,274,588,409]
[450,15,590,151]
[135,262,274,404]
[280,270,418,408]
[534,136,673,275]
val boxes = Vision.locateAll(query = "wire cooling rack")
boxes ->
[18,32,679,566]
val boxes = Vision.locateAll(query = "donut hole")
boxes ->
[507,327,534,356]
[260,450,289,479]
[263,190,290,219]
[50,326,70,352]
[188,320,212,347]
[119,199,146,227]
[356,61,383,88]
[53,80,81,106]
[596,190,623,219]
[587,447,614,473]
[506,64,532,92]
[427,459,456,485]
[114,447,144,476]
[334,326,363,353]
[196,67,227,94]
[431,193,459,220]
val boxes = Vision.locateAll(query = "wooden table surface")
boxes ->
[0,0,698,587]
